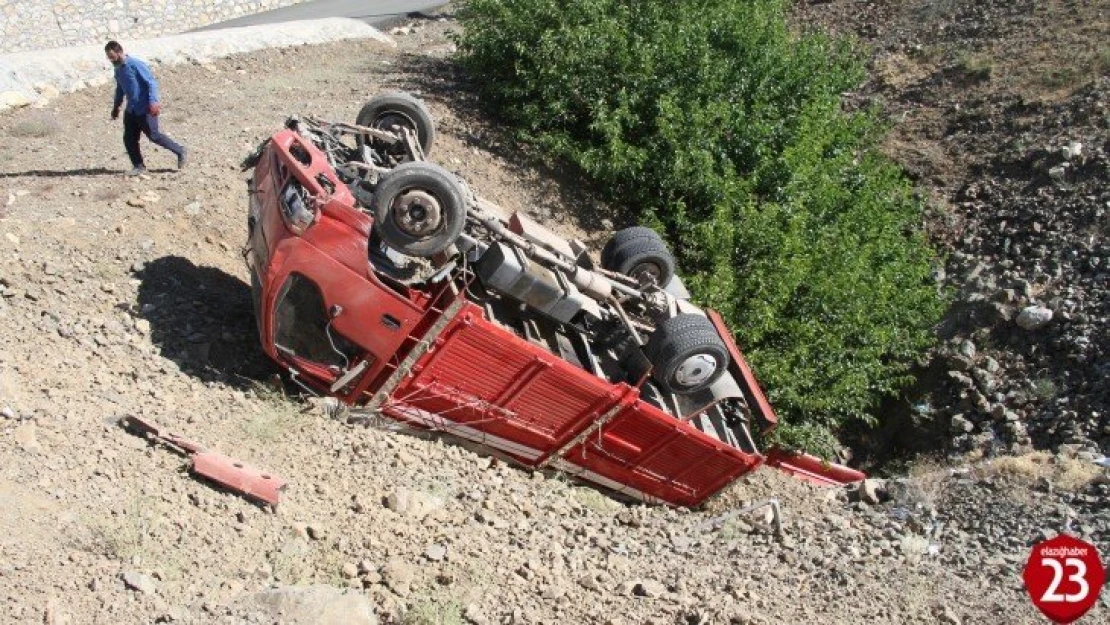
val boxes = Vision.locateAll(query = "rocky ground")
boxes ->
[0,5,1107,625]
[799,0,1108,462]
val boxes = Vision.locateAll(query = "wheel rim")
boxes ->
[673,353,718,388]
[374,111,417,135]
[371,111,419,159]
[630,261,663,283]
[390,189,443,238]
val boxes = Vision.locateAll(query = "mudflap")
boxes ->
[764,446,865,486]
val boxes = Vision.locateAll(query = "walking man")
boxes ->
[105,40,187,176]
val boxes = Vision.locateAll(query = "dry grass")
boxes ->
[268,531,349,586]
[76,494,187,581]
[83,495,154,560]
[569,484,622,514]
[874,52,936,90]
[268,536,315,584]
[989,452,1102,491]
[403,598,465,625]
[997,11,1109,100]
[899,459,950,510]
[240,383,304,442]
[899,534,932,561]
[241,409,298,442]
[7,111,62,138]
[92,186,123,202]
[955,50,993,81]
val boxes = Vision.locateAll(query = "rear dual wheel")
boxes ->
[601,227,675,287]
[644,314,729,395]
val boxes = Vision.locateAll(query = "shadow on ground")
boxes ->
[136,255,276,388]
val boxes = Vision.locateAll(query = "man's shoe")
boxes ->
[126,166,147,177]
[177,148,188,170]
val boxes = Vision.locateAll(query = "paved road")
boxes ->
[194,0,448,31]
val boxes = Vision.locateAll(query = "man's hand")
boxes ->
[148,102,161,116]
[111,106,120,120]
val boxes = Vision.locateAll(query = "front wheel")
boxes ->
[356,92,436,160]
[370,162,466,258]
[644,314,729,395]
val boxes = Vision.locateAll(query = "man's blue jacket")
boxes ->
[113,56,160,115]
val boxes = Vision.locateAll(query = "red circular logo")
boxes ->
[1023,534,1105,624]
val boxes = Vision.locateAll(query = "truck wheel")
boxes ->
[600,226,660,267]
[645,314,729,395]
[356,92,436,158]
[604,233,675,287]
[371,162,465,257]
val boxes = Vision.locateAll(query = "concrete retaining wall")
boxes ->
[0,0,311,53]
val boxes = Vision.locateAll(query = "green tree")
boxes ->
[458,0,945,455]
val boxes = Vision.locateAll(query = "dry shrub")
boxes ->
[989,452,1101,491]
[991,451,1053,479]
[897,459,949,510]
[1054,459,1104,491]
[92,187,123,202]
[403,598,464,625]
[8,111,62,138]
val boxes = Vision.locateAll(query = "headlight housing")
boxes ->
[279,180,315,234]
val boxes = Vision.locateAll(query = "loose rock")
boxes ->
[384,487,443,519]
[633,580,667,598]
[120,570,156,594]
[424,543,447,561]
[1016,306,1053,330]
[233,585,378,625]
[858,479,886,505]
[381,558,414,596]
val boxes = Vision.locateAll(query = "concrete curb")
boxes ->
[0,18,394,113]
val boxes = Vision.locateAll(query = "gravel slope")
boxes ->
[800,0,1108,464]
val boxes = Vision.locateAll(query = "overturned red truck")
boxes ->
[244,93,863,507]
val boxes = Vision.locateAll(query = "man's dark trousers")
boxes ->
[123,111,184,167]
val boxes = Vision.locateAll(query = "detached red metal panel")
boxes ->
[191,452,287,507]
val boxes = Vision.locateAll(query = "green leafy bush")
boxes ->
[457,0,945,455]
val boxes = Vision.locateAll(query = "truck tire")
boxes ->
[645,314,729,395]
[356,92,436,158]
[605,234,675,287]
[600,226,660,267]
[371,162,465,257]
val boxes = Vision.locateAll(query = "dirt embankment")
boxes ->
[0,7,1107,625]
[800,0,1108,463]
